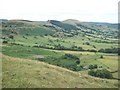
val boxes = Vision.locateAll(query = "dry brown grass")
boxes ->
[2,55,118,88]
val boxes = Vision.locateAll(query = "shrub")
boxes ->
[76,60,80,64]
[3,40,8,44]
[100,55,103,58]
[54,44,66,50]
[9,35,14,39]
[85,42,90,45]
[75,66,82,71]
[88,64,98,69]
[66,64,82,71]
[93,45,96,48]
[88,69,113,79]
[63,54,80,61]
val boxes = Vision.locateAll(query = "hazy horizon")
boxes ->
[0,0,119,23]
[1,18,118,24]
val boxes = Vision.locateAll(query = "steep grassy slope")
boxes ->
[2,55,118,88]
[48,20,79,30]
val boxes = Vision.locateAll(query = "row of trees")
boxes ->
[62,54,79,60]
[98,48,119,54]
[33,44,84,51]
[93,40,118,44]
[33,44,119,54]
[62,54,80,65]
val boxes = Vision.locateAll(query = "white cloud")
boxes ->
[0,0,119,23]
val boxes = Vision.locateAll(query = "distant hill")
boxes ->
[1,19,118,38]
[48,20,79,30]
[63,19,81,25]
[0,19,8,22]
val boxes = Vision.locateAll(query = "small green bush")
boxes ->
[3,40,8,44]
[88,64,98,69]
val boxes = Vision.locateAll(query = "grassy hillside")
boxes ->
[2,55,118,88]
[2,20,55,36]
[1,19,118,52]
[1,19,119,88]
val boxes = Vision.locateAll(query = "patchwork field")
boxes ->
[2,45,119,79]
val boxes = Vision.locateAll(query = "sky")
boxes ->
[0,0,119,23]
